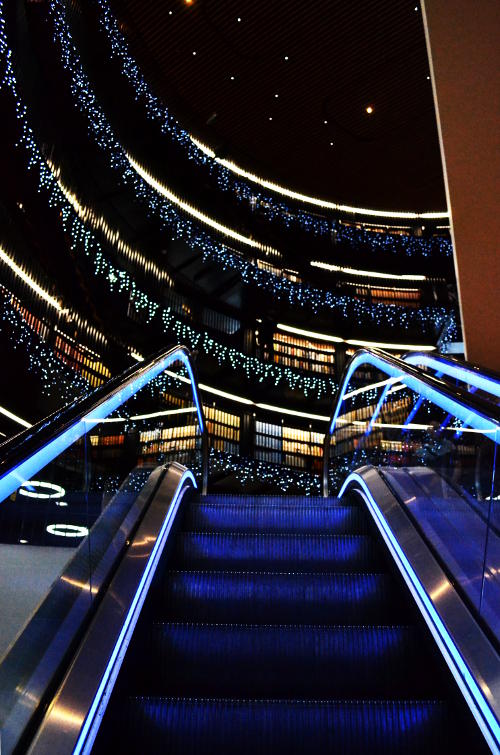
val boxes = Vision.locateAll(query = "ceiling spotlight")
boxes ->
[274,93,279,98]
[269,116,273,121]
[192,51,197,56]
[426,75,431,80]
[324,120,328,124]
[284,55,289,61]
[169,10,173,14]
[237,17,241,21]
[230,75,235,80]
[330,141,334,146]
[365,105,374,114]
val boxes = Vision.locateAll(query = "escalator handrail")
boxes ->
[0,344,209,497]
[322,347,500,496]
[404,351,500,400]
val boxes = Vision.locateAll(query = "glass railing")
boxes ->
[323,348,500,642]
[0,345,207,754]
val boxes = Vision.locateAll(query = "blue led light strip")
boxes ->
[330,351,500,443]
[401,371,443,429]
[404,354,500,400]
[73,469,196,755]
[339,472,500,753]
[0,349,203,503]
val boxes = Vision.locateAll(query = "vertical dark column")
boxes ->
[422,1,500,369]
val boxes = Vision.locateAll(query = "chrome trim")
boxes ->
[26,462,196,755]
[340,466,500,753]
[322,347,500,496]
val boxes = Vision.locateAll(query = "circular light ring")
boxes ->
[19,481,66,499]
[46,523,89,538]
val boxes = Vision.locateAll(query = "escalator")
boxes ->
[0,345,499,754]
[91,491,485,754]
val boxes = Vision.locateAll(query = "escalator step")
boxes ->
[172,533,382,571]
[116,697,452,754]
[160,570,408,624]
[198,495,342,507]
[184,503,366,534]
[130,622,431,698]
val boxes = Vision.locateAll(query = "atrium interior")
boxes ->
[0,1,499,753]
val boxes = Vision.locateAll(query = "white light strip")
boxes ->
[277,323,343,344]
[310,261,427,282]
[277,323,436,352]
[256,403,329,421]
[0,246,65,312]
[198,383,253,405]
[127,154,281,258]
[190,135,448,220]
[97,370,328,422]
[346,337,435,352]
[0,405,32,428]
[131,407,197,421]
[48,162,174,287]
[99,406,199,422]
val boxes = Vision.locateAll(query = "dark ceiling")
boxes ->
[110,0,447,213]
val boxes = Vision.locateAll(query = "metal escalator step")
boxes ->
[184,503,367,534]
[172,532,382,571]
[116,696,452,754]
[128,622,433,698]
[159,570,409,624]
[197,495,343,507]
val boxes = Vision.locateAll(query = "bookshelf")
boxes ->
[273,332,335,374]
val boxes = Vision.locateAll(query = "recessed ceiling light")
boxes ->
[324,120,328,124]
[426,75,431,80]
[230,75,235,80]
[366,105,374,114]
[284,56,289,61]
[269,117,273,121]
[274,93,279,98]
[330,141,334,146]
[237,17,241,21]
[168,10,173,15]
[192,51,197,56]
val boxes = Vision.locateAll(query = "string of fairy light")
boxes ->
[95,0,452,257]
[1,2,461,494]
[0,0,457,411]
[41,1,455,335]
[0,2,340,400]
